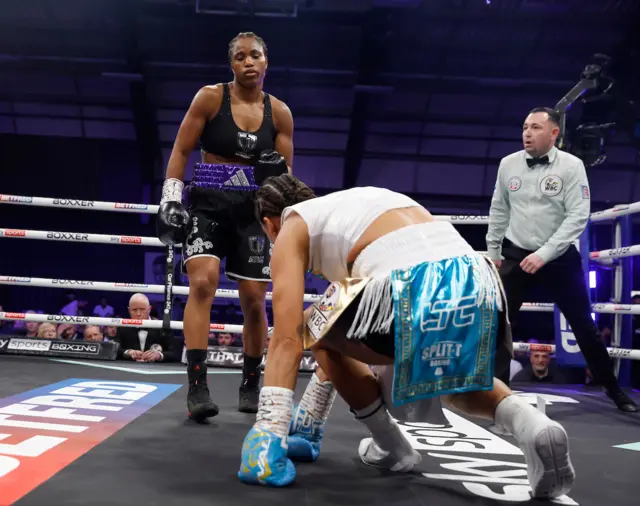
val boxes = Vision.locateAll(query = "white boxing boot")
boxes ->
[494,394,575,499]
[353,398,421,472]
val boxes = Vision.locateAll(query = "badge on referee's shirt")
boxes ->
[540,175,563,196]
[508,176,521,192]
[581,185,590,199]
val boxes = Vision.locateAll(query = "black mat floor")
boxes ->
[1,356,637,506]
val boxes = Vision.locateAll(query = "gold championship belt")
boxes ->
[302,277,370,350]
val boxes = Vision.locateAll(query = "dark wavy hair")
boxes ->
[254,174,316,222]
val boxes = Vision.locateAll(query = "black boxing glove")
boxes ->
[254,149,289,186]
[157,178,190,246]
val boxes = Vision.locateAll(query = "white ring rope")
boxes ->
[0,227,486,256]
[1,274,639,316]
[2,225,632,263]
[589,202,640,223]
[0,194,159,214]
[590,244,640,260]
[2,311,639,361]
[0,275,322,304]
[2,192,638,223]
[0,274,555,310]
[512,341,640,361]
[0,311,247,335]
[0,228,169,248]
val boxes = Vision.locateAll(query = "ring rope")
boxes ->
[3,225,633,262]
[589,202,640,223]
[2,311,639,361]
[0,194,159,214]
[2,193,638,223]
[1,274,639,315]
[0,228,171,248]
[0,275,322,303]
[0,274,559,309]
[512,341,640,361]
[0,311,246,334]
[590,244,640,260]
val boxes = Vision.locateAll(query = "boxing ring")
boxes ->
[0,193,638,506]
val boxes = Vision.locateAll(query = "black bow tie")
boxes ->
[526,155,550,168]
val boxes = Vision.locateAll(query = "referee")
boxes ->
[487,106,637,413]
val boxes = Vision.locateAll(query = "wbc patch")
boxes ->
[581,185,590,199]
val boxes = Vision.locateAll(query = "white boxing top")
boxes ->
[280,186,421,281]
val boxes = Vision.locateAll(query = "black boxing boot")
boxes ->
[157,178,190,245]
[186,349,219,422]
[238,354,262,413]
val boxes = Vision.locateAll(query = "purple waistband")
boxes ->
[190,163,258,192]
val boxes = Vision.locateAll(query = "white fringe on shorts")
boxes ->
[346,274,394,340]
[345,221,499,341]
[345,254,503,341]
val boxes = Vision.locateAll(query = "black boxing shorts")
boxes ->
[182,164,272,282]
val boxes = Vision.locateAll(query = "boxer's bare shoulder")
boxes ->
[189,85,224,121]
[270,96,294,141]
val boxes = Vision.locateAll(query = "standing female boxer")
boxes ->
[157,32,294,418]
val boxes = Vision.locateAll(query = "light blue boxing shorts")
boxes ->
[389,254,501,406]
[302,222,510,411]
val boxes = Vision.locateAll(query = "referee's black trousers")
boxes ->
[495,239,619,392]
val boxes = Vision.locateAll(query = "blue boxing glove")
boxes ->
[254,149,289,186]
[238,427,296,487]
[287,404,324,462]
[238,387,296,487]
[287,375,336,462]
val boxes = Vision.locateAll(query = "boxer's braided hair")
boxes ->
[228,32,268,63]
[255,174,316,222]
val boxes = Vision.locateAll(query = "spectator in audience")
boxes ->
[57,324,80,340]
[37,323,57,339]
[93,297,114,318]
[103,325,118,341]
[513,350,565,383]
[16,311,40,337]
[61,295,88,317]
[60,292,79,316]
[113,293,180,363]
[217,332,235,347]
[83,325,104,342]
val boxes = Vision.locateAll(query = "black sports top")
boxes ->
[199,83,277,164]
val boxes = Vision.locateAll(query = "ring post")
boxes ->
[617,215,632,387]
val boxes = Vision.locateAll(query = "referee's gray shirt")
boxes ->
[486,146,591,264]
